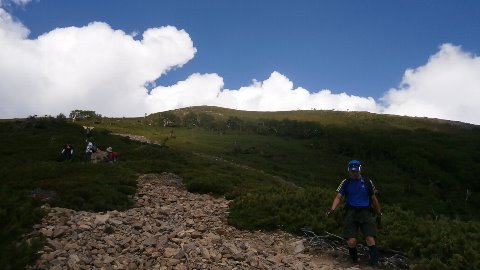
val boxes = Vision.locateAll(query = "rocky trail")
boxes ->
[29,173,360,270]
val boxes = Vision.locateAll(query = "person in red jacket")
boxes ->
[105,147,119,163]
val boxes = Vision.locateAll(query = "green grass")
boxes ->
[92,107,480,219]
[1,107,480,269]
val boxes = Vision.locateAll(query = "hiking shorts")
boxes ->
[343,208,377,239]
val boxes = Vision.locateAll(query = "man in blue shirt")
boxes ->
[326,160,382,268]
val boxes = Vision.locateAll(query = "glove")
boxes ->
[325,209,334,217]
[376,213,382,226]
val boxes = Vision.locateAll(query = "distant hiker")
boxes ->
[105,147,119,163]
[83,126,94,139]
[59,144,74,161]
[85,141,94,161]
[326,160,382,268]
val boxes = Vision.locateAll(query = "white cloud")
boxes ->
[0,8,196,117]
[0,7,29,38]
[224,71,377,112]
[146,71,378,113]
[0,7,479,125]
[11,0,33,4]
[0,0,34,6]
[0,7,378,118]
[382,44,480,124]
[146,73,225,112]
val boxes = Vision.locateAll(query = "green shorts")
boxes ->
[343,208,377,239]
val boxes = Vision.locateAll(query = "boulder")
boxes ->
[164,248,180,258]
[94,214,110,225]
[291,240,305,254]
[52,227,67,238]
[143,236,157,246]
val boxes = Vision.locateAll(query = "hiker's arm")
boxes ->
[371,195,381,214]
[330,193,342,211]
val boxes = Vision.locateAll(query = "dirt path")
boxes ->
[190,151,299,189]
[112,133,298,188]
[30,173,357,270]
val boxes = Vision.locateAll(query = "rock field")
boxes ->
[31,173,352,270]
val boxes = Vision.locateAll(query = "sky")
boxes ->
[0,0,479,124]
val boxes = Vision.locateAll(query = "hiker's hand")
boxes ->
[325,209,334,217]
[376,213,382,226]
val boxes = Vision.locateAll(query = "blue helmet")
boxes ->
[348,160,361,172]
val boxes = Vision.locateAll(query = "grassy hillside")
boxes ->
[0,116,286,269]
[1,107,479,269]
[96,106,480,219]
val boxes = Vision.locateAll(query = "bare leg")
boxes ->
[347,238,358,263]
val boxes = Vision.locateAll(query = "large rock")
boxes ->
[156,235,168,247]
[291,240,305,254]
[52,226,67,238]
[67,254,80,267]
[94,214,110,225]
[143,236,157,246]
[200,247,210,259]
[164,248,180,258]
[47,239,63,250]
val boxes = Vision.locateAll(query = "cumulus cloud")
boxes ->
[382,44,480,124]
[0,8,196,117]
[146,71,378,113]
[0,0,34,7]
[0,7,378,118]
[0,7,28,37]
[0,7,479,125]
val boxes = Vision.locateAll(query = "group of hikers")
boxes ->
[58,127,119,163]
[59,141,119,162]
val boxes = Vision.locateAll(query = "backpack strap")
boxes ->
[363,177,371,195]
[363,177,377,210]
[345,178,351,197]
[336,178,350,196]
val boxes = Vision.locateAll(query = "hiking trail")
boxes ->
[30,173,358,270]
[113,133,298,188]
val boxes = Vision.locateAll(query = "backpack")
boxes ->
[91,144,98,153]
[342,177,375,208]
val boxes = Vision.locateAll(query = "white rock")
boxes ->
[94,214,110,225]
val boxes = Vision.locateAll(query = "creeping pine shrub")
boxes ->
[229,193,480,269]
[186,175,234,195]
[380,205,479,269]
[228,187,341,233]
[0,191,45,268]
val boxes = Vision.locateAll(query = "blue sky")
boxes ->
[1,0,479,123]
[7,0,480,99]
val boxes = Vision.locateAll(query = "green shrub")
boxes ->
[229,191,480,269]
[186,175,234,195]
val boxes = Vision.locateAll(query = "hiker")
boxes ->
[83,126,94,139]
[105,147,119,163]
[326,160,382,268]
[85,141,94,161]
[59,144,74,161]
